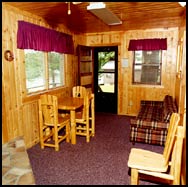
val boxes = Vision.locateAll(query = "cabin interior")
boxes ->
[2,2,186,185]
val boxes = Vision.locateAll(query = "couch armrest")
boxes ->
[140,100,163,107]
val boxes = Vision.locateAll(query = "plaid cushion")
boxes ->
[137,105,163,122]
[129,95,177,146]
[130,117,169,131]
[130,126,167,146]
[140,100,163,107]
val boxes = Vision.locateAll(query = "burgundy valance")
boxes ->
[17,21,74,54]
[128,38,167,51]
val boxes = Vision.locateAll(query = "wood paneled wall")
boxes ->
[2,3,185,154]
[85,28,179,115]
[176,15,186,185]
[2,4,79,147]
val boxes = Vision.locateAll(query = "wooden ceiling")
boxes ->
[4,2,186,33]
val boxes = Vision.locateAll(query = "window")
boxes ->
[97,51,116,93]
[25,49,65,93]
[133,50,162,85]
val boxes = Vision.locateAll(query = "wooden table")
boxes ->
[58,96,84,144]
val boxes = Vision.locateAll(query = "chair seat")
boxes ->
[128,148,167,172]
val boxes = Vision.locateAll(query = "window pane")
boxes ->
[25,49,45,93]
[134,65,142,82]
[48,52,64,88]
[98,51,115,72]
[98,73,115,93]
[98,54,115,93]
[135,50,143,64]
[133,50,161,85]
[143,51,161,65]
[141,65,160,84]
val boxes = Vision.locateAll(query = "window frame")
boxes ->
[24,49,65,95]
[132,50,162,85]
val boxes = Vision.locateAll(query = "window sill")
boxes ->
[22,87,69,104]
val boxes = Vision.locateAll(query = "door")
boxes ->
[94,46,118,114]
[77,45,93,93]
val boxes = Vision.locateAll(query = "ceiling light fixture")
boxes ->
[66,2,82,15]
[87,2,122,26]
[87,2,106,9]
[67,2,71,15]
[178,2,186,7]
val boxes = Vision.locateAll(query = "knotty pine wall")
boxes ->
[2,3,185,155]
[84,28,179,115]
[175,17,186,185]
[2,4,81,147]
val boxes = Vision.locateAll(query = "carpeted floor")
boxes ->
[27,112,164,185]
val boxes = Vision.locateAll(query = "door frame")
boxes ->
[93,46,118,114]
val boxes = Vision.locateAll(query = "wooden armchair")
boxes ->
[38,94,70,151]
[128,113,183,185]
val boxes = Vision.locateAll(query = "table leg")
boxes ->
[70,110,76,144]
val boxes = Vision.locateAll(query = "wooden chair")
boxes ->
[72,86,87,98]
[38,94,70,151]
[128,113,182,185]
[72,86,95,137]
[75,92,95,142]
[72,85,87,119]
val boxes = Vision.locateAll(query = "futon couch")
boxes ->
[130,95,178,146]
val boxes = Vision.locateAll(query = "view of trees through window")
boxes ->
[98,51,115,71]
[48,52,64,88]
[98,51,115,93]
[25,49,64,93]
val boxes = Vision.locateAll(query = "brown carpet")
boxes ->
[27,112,164,185]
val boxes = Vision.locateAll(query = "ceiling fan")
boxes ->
[65,2,106,15]
[65,2,122,25]
[65,2,82,15]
